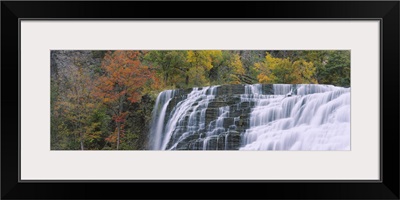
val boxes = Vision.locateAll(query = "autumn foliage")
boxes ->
[255,53,316,84]
[94,51,157,149]
[51,50,350,150]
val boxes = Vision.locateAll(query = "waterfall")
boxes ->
[149,86,219,150]
[240,84,350,150]
[148,90,176,150]
[149,84,350,151]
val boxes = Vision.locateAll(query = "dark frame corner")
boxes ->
[1,1,399,199]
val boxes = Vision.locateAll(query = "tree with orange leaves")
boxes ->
[95,51,156,150]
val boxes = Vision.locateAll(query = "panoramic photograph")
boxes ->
[51,50,350,151]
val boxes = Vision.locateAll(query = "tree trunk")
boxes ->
[80,136,84,150]
[116,122,120,150]
[116,97,124,150]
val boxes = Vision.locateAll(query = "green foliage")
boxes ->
[320,51,350,86]
[239,50,265,80]
[144,50,189,88]
[119,130,140,150]
[85,106,111,149]
[91,50,107,59]
[297,50,350,86]
[87,64,103,77]
[210,51,245,85]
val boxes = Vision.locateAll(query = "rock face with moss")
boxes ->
[149,84,274,150]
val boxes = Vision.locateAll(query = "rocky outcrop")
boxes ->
[51,50,104,79]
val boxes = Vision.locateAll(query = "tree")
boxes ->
[144,50,189,88]
[53,62,103,150]
[210,51,245,84]
[254,53,283,83]
[319,51,350,86]
[94,51,156,150]
[254,52,316,84]
[187,50,222,86]
[297,50,328,84]
[239,50,264,72]
[292,59,317,83]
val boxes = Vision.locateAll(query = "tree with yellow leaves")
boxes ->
[210,51,245,84]
[187,50,222,86]
[254,53,316,84]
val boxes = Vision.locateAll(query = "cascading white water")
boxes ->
[149,84,350,151]
[203,105,230,150]
[148,90,176,150]
[157,86,219,150]
[240,84,350,150]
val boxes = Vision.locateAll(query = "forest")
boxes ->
[50,50,350,150]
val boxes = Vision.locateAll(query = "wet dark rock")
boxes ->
[164,84,273,150]
[208,101,228,108]
[215,84,246,96]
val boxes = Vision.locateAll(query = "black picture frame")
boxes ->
[2,1,399,199]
